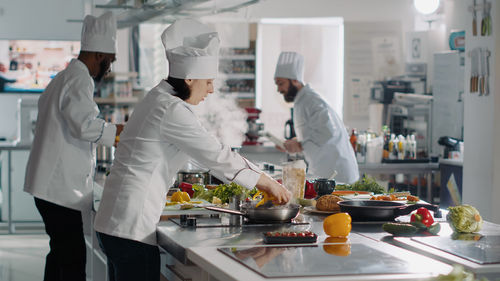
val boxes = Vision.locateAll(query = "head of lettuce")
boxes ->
[447,205,483,233]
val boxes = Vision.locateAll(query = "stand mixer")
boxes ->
[243,107,264,146]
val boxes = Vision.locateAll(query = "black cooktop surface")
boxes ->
[412,235,500,264]
[218,243,439,278]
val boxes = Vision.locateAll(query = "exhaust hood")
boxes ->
[91,0,259,28]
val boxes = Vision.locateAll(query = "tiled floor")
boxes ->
[0,234,48,281]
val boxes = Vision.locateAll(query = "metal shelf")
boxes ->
[220,55,255,60]
[94,96,138,104]
[221,92,255,99]
[218,73,255,80]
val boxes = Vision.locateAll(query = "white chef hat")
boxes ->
[274,52,304,83]
[80,11,117,54]
[161,19,220,79]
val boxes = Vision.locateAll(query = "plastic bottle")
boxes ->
[410,134,417,159]
[405,135,412,160]
[388,134,396,160]
[350,129,357,152]
[356,133,366,163]
[397,135,405,160]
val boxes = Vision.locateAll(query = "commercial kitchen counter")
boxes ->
[155,209,500,281]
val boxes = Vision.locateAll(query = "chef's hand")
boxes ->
[275,145,286,153]
[284,138,303,153]
[255,173,291,204]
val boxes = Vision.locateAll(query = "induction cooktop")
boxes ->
[218,243,444,278]
[411,235,500,264]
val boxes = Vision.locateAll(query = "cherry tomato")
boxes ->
[306,233,315,237]
[298,232,306,237]
[289,232,297,237]
[274,232,281,237]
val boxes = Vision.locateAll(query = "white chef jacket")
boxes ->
[94,80,262,245]
[293,84,359,184]
[24,59,116,211]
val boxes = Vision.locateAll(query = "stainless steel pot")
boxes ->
[176,160,210,186]
[176,171,209,186]
[204,202,300,223]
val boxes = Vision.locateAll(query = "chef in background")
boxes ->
[94,19,291,281]
[24,12,123,281]
[274,51,359,184]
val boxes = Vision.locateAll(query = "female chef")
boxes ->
[94,19,291,281]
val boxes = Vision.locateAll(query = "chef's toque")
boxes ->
[274,52,304,83]
[80,11,117,54]
[161,19,219,79]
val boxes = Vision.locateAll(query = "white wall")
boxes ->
[462,0,499,223]
[0,0,84,40]
[202,0,416,131]
[493,1,500,224]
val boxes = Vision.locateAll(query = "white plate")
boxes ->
[303,206,339,214]
[338,194,373,200]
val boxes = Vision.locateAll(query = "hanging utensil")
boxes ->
[481,0,487,36]
[485,49,491,95]
[470,48,478,93]
[479,48,484,96]
[472,0,477,36]
[486,0,492,36]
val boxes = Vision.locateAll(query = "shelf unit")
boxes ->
[94,96,139,105]
[218,45,256,108]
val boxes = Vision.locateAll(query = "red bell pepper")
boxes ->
[410,207,434,227]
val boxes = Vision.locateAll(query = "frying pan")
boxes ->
[204,202,300,223]
[337,200,442,221]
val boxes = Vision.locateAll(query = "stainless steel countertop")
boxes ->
[157,210,500,280]
[157,213,322,264]
[156,212,459,280]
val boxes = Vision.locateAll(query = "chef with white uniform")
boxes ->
[274,52,359,184]
[24,12,123,281]
[94,19,291,281]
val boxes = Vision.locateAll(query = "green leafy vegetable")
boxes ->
[192,184,213,201]
[447,205,483,233]
[335,176,385,194]
[192,183,256,204]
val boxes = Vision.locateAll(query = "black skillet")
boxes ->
[337,200,442,221]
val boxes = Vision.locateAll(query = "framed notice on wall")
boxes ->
[371,37,403,80]
[350,76,373,117]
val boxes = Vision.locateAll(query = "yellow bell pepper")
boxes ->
[255,191,276,207]
[171,191,190,203]
[323,213,352,237]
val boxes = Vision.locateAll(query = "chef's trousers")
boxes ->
[34,197,86,281]
[96,231,160,281]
